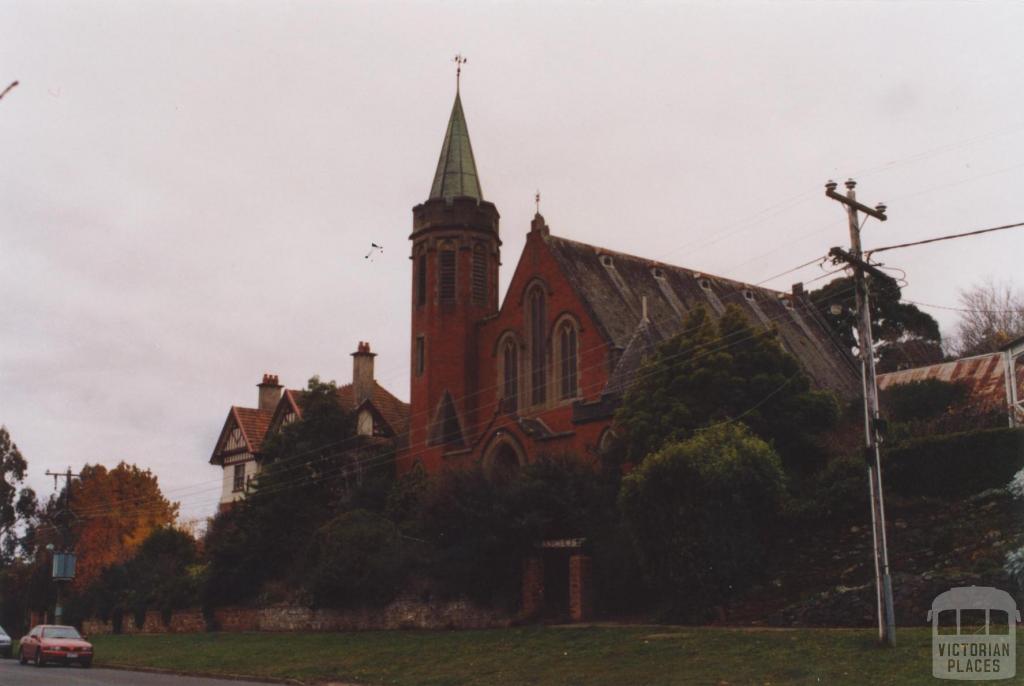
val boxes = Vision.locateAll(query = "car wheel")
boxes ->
[81,658,92,669]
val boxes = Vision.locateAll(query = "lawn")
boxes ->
[89,625,979,685]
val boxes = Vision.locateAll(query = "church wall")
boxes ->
[471,222,616,468]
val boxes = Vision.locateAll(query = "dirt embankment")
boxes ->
[723,489,1024,627]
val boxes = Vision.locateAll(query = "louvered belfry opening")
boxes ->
[438,249,456,303]
[472,243,487,306]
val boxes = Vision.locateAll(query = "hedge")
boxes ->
[884,427,1024,498]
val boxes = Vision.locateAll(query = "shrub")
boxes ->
[614,305,840,474]
[885,428,1024,498]
[790,454,869,521]
[301,509,412,608]
[619,423,787,620]
[416,467,526,607]
[881,378,969,423]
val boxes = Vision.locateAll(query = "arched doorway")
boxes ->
[482,431,526,482]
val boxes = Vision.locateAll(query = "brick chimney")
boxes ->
[257,373,282,411]
[351,342,376,404]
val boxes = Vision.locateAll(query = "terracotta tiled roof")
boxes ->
[878,352,1018,417]
[336,382,411,436]
[209,405,274,465]
[544,234,860,399]
[280,382,410,437]
[233,406,274,453]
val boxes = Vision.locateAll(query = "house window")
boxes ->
[416,254,427,307]
[502,339,519,411]
[528,287,547,405]
[472,244,487,306]
[558,321,578,399]
[438,249,456,303]
[232,463,245,492]
[416,336,425,376]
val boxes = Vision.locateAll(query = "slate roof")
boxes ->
[544,233,860,399]
[429,92,483,201]
[878,352,1021,418]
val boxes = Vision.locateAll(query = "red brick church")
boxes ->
[399,87,859,478]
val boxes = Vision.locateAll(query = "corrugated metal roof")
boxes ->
[877,352,1015,416]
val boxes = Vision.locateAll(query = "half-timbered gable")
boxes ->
[210,405,273,505]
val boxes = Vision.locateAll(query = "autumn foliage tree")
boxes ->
[66,462,178,590]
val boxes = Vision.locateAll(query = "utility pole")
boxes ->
[45,468,81,625]
[825,178,896,647]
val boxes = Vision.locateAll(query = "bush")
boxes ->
[881,379,969,423]
[619,423,787,620]
[415,468,526,607]
[301,509,412,608]
[789,454,869,521]
[885,428,1024,498]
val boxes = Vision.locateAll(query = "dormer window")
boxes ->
[699,278,712,290]
[743,290,755,301]
[652,267,664,278]
[600,255,614,267]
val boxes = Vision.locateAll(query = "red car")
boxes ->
[18,624,93,668]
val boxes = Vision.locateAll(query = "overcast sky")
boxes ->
[2,1,1022,521]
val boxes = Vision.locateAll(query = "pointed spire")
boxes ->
[429,91,483,201]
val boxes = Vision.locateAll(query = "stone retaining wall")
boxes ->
[82,596,509,635]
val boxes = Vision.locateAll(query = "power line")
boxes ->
[32,280,864,527]
[904,299,1024,315]
[867,221,1024,255]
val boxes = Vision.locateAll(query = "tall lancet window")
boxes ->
[438,247,456,303]
[472,243,488,306]
[416,254,427,307]
[528,287,547,406]
[558,321,578,399]
[502,339,519,411]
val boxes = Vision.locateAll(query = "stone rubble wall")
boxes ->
[81,597,510,635]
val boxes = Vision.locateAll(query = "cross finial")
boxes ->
[535,190,541,214]
[453,54,467,91]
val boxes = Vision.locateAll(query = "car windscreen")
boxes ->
[42,627,81,639]
[0,626,8,638]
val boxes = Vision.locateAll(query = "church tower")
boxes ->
[406,85,500,472]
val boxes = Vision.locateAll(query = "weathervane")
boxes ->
[453,54,467,91]
[535,190,541,214]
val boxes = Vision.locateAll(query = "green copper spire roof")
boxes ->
[429,92,483,201]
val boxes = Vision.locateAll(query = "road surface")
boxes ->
[0,659,274,685]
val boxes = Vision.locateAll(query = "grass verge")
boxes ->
[88,625,999,686]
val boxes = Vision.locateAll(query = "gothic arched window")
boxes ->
[527,286,547,406]
[557,320,579,399]
[502,338,519,412]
